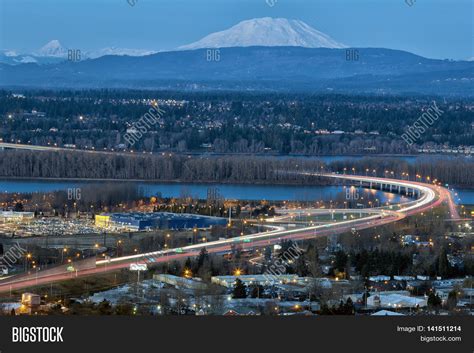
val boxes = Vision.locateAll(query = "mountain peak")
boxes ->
[178,17,347,50]
[36,40,67,57]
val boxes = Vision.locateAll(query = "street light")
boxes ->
[60,248,68,263]
[25,253,32,272]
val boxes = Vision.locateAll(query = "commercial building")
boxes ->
[367,292,427,309]
[0,211,34,223]
[153,274,207,290]
[95,214,111,228]
[95,212,227,231]
[369,275,391,282]
[371,310,405,316]
[402,234,433,247]
[211,275,336,289]
[211,275,300,288]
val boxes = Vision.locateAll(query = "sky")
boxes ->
[0,0,472,59]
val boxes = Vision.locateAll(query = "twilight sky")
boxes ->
[0,0,472,59]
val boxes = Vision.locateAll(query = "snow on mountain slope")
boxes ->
[34,41,157,59]
[179,17,347,50]
[87,47,158,58]
[35,40,68,57]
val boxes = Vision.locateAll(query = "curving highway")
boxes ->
[0,172,459,293]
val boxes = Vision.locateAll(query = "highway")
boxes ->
[0,142,94,153]
[0,172,459,293]
[0,142,140,156]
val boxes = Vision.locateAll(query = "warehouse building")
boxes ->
[211,275,300,288]
[153,274,207,290]
[95,212,226,231]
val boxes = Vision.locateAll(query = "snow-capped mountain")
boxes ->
[0,41,69,65]
[3,50,18,57]
[87,47,158,58]
[33,40,156,59]
[0,41,158,65]
[178,17,347,50]
[35,40,68,58]
[0,50,43,65]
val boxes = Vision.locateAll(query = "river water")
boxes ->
[0,179,472,204]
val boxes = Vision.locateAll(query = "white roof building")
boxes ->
[369,275,391,282]
[211,275,299,288]
[371,310,405,316]
[393,276,415,281]
[416,275,430,281]
[367,293,427,309]
[0,211,34,222]
[153,274,207,290]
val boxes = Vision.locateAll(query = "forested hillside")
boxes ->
[1,90,472,155]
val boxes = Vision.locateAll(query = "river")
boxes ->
[1,179,473,204]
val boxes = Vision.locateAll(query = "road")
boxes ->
[0,172,458,293]
[0,142,93,153]
[0,142,141,157]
